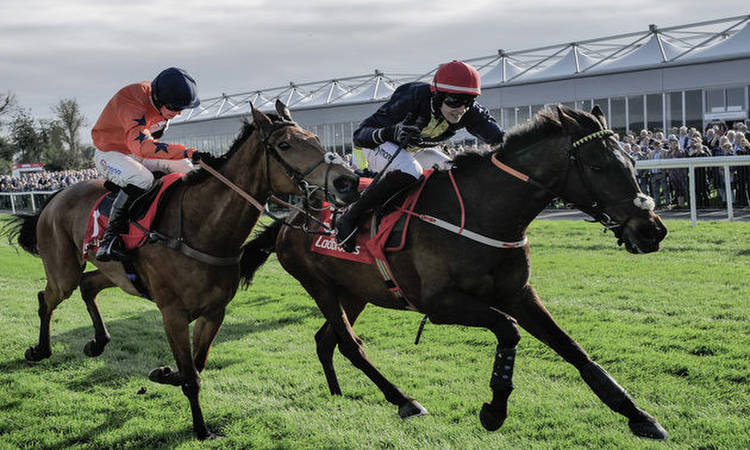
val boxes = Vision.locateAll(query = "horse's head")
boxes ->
[556,105,667,254]
[250,101,359,206]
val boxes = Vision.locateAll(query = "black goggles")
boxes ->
[443,94,475,109]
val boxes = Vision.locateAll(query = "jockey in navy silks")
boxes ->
[335,60,506,251]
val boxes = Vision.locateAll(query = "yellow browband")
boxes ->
[572,129,615,148]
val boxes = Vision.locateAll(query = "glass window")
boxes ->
[576,99,592,110]
[518,105,531,123]
[666,91,683,128]
[610,97,626,135]
[707,88,725,112]
[628,95,644,133]
[531,104,545,118]
[594,98,608,118]
[502,107,517,129]
[685,90,703,130]
[646,93,663,131]
[727,87,745,111]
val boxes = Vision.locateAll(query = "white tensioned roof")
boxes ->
[173,14,750,124]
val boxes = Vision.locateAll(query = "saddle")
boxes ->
[82,173,184,260]
[310,170,434,263]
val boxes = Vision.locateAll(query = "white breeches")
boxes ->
[94,150,194,189]
[363,142,451,178]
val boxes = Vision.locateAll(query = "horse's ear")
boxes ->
[556,105,580,134]
[251,103,273,136]
[591,105,608,128]
[275,99,293,122]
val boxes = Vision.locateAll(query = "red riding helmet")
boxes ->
[431,60,481,96]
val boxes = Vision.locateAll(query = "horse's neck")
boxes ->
[475,139,570,236]
[182,137,268,251]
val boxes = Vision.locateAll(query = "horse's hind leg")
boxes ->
[506,285,668,440]
[26,256,83,362]
[315,321,342,395]
[79,270,115,357]
[315,302,365,396]
[315,292,425,418]
[424,288,521,431]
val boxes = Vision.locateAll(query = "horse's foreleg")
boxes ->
[79,270,115,357]
[192,309,226,373]
[315,301,365,397]
[506,285,667,440]
[155,305,215,440]
[424,288,521,431]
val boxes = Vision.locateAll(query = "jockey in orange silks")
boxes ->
[91,67,205,262]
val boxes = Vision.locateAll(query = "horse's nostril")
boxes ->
[333,177,357,193]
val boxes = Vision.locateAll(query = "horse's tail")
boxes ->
[0,190,62,256]
[239,219,284,288]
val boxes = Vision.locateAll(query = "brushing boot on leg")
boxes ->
[335,170,417,252]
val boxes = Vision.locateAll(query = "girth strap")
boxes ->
[133,188,243,266]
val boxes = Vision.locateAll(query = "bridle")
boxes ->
[199,119,347,234]
[259,120,344,206]
[492,128,635,233]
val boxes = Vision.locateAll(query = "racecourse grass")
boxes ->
[0,218,748,449]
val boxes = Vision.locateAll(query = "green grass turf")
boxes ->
[0,218,748,449]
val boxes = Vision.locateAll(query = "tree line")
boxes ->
[0,91,93,175]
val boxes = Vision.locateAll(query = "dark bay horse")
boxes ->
[240,105,669,440]
[1,101,359,439]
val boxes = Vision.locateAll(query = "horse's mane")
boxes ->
[183,113,283,186]
[450,105,601,172]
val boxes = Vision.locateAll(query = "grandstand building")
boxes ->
[168,15,750,155]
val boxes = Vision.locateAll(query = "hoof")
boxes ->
[25,346,51,362]
[398,399,428,419]
[629,419,668,440]
[479,403,507,431]
[148,366,183,386]
[197,431,221,440]
[83,339,105,357]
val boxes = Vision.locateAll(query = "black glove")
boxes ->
[191,151,216,165]
[383,113,421,147]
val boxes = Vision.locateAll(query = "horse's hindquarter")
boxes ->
[37,180,107,259]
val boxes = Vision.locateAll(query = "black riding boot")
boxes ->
[335,170,417,252]
[95,187,141,262]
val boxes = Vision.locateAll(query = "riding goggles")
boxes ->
[443,94,476,109]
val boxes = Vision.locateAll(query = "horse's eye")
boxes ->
[589,165,603,172]
[278,142,291,151]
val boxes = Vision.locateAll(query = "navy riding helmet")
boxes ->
[151,67,200,111]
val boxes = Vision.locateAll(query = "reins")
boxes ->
[491,128,624,231]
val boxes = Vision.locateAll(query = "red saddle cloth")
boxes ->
[82,173,184,259]
[309,170,434,264]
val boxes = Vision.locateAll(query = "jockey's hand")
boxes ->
[191,151,216,164]
[385,113,421,147]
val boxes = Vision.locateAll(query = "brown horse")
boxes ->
[1,101,359,439]
[239,106,670,440]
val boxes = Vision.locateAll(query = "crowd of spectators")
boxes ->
[619,121,750,209]
[0,168,99,193]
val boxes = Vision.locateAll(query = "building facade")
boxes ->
[168,15,750,154]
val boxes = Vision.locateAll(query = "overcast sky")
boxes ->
[1,0,748,143]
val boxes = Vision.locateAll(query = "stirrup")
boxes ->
[96,237,127,262]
